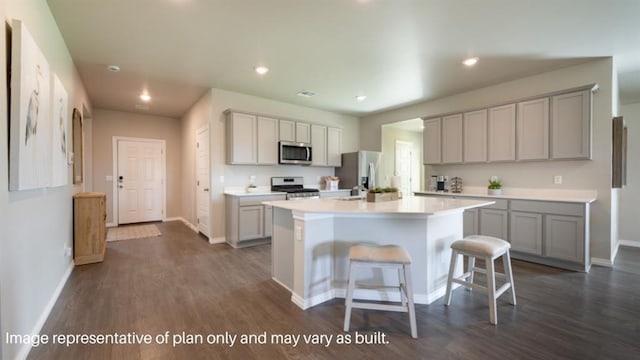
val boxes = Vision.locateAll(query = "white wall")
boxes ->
[180,88,360,240]
[619,102,640,244]
[0,1,91,359]
[360,59,616,262]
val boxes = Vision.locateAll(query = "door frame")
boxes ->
[112,136,167,226]
[195,125,211,239]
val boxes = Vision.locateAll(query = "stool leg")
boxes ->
[445,249,458,306]
[398,267,407,307]
[467,256,476,291]
[503,250,516,305]
[403,264,417,338]
[486,256,497,325]
[344,262,357,332]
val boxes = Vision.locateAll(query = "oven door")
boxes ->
[279,141,312,165]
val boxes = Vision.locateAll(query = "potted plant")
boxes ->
[247,184,258,193]
[488,177,502,196]
[366,187,400,202]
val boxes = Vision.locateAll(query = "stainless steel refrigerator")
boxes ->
[335,151,382,194]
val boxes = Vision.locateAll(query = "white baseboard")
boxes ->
[271,277,293,293]
[291,290,335,310]
[106,222,116,228]
[174,217,198,233]
[209,236,225,245]
[619,239,640,248]
[19,262,74,360]
[163,217,181,222]
[591,257,613,267]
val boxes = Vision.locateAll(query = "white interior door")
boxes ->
[395,140,413,196]
[117,139,164,224]
[196,127,211,237]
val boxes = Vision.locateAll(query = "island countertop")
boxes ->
[263,195,494,215]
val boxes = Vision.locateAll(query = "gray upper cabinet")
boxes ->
[442,114,463,164]
[488,104,516,161]
[327,127,343,167]
[279,119,296,141]
[257,116,278,164]
[296,122,311,143]
[463,109,487,163]
[311,124,327,166]
[517,98,549,160]
[423,118,441,164]
[227,112,257,164]
[551,90,591,159]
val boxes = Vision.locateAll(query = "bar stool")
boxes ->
[444,235,516,325]
[343,244,417,338]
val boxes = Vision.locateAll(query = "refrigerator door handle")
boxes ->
[368,162,375,189]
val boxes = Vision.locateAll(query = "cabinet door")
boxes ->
[517,98,549,160]
[442,114,463,164]
[311,124,327,166]
[545,214,584,262]
[296,122,311,143]
[279,119,295,141]
[488,104,516,161]
[510,212,543,255]
[327,127,343,167]
[264,205,273,238]
[479,209,508,240]
[238,205,264,241]
[463,208,479,237]
[463,109,487,163]
[228,112,257,164]
[551,90,591,159]
[257,116,278,164]
[423,118,441,164]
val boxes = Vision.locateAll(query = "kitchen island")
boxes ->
[263,196,494,310]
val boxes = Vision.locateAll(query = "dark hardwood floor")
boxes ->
[29,221,640,359]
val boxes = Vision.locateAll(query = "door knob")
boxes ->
[204,188,209,192]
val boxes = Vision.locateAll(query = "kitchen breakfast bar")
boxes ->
[263,196,494,310]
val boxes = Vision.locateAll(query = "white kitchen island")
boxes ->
[263,196,494,310]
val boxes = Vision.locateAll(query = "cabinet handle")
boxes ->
[204,188,209,192]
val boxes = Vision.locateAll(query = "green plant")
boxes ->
[248,184,257,188]
[488,179,502,189]
[369,187,399,194]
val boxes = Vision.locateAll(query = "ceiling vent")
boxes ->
[135,104,149,110]
[297,90,316,98]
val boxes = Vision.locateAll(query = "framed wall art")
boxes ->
[51,73,69,187]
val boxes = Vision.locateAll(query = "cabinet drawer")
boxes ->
[510,200,583,216]
[239,194,286,206]
[464,197,508,210]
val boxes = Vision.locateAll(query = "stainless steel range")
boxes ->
[271,177,320,200]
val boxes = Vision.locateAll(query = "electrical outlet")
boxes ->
[249,175,256,183]
[554,175,562,185]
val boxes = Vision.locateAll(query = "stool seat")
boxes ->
[349,244,411,264]
[451,235,510,257]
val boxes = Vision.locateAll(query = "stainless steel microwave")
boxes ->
[279,141,312,165]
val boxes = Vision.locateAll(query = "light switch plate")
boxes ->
[554,175,562,185]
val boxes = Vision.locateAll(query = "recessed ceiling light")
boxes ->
[297,90,316,98]
[140,93,151,102]
[463,57,479,66]
[107,64,120,72]
[255,66,269,75]
[356,95,367,102]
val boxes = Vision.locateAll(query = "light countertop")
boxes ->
[414,186,597,204]
[263,196,494,215]
[224,186,351,197]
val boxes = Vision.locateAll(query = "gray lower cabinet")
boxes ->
[414,193,590,271]
[545,214,584,262]
[510,211,543,255]
[479,209,508,239]
[225,194,286,248]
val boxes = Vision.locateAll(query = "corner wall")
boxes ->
[0,1,91,359]
[619,102,640,244]
[360,59,615,262]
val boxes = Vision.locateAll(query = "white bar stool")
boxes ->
[444,235,516,325]
[343,244,417,338]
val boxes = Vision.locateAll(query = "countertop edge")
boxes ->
[414,191,597,204]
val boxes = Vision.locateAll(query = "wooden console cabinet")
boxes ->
[73,192,107,265]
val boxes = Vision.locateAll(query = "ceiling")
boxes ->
[47,0,640,119]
